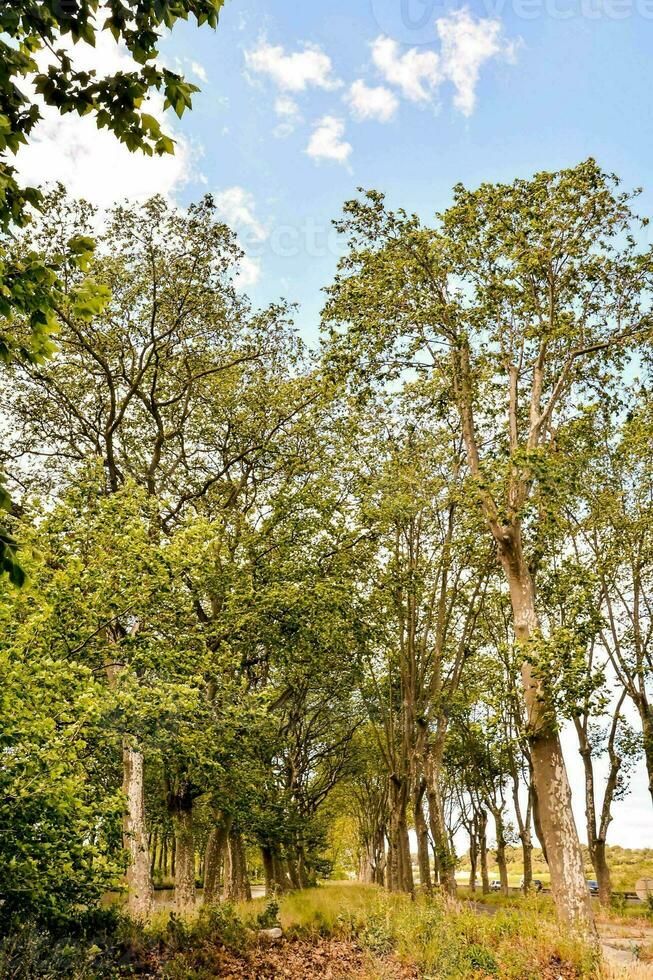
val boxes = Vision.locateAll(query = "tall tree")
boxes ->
[0,1,223,580]
[324,160,653,929]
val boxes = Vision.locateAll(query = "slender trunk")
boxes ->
[236,832,252,901]
[592,840,612,908]
[522,835,533,893]
[431,841,440,886]
[149,827,158,878]
[499,532,594,932]
[399,814,413,893]
[262,845,276,897]
[272,852,291,893]
[469,828,477,893]
[122,739,153,918]
[478,809,490,895]
[424,745,456,896]
[203,814,232,905]
[287,853,301,890]
[530,778,548,864]
[297,845,311,888]
[637,703,653,807]
[171,801,196,914]
[222,833,234,900]
[493,808,509,896]
[374,830,387,887]
[511,765,533,893]
[414,780,432,895]
[388,776,413,894]
[359,838,375,884]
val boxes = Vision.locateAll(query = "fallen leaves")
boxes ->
[182,935,421,979]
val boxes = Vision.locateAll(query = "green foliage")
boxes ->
[256,900,281,929]
[0,580,124,930]
[0,1,222,585]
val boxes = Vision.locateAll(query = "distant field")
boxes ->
[455,846,653,892]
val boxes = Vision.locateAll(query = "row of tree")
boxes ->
[2,161,653,937]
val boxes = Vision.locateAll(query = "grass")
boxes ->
[0,882,617,977]
[456,846,653,894]
[230,882,600,978]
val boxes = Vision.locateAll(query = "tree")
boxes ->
[341,392,491,895]
[3,189,310,915]
[324,160,653,930]
[0,0,223,581]
[572,390,653,805]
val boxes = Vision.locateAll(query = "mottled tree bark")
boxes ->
[497,529,594,931]
[122,739,154,918]
[203,813,232,905]
[171,801,196,914]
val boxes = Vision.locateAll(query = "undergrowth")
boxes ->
[0,882,603,978]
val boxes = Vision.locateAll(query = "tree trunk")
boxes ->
[424,747,456,896]
[374,830,387,887]
[592,840,612,908]
[478,809,490,895]
[468,828,477,893]
[498,531,595,932]
[236,832,252,901]
[297,845,311,888]
[158,834,166,879]
[287,853,301,890]
[493,808,509,896]
[171,800,196,914]
[203,814,232,904]
[359,838,375,884]
[388,776,414,894]
[530,778,548,864]
[522,834,533,893]
[122,739,154,918]
[149,827,158,878]
[262,845,276,896]
[414,781,432,895]
[637,703,653,807]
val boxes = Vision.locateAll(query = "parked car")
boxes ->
[490,879,502,891]
[586,879,599,896]
[520,877,543,892]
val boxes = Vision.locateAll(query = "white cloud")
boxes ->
[305,116,352,166]
[371,36,440,103]
[272,95,302,138]
[274,95,301,119]
[214,186,267,243]
[346,79,398,123]
[190,60,208,83]
[15,33,198,207]
[245,39,341,93]
[371,9,516,116]
[436,9,509,116]
[234,254,261,290]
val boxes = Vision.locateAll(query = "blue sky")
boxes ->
[151,0,653,344]
[20,0,653,847]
